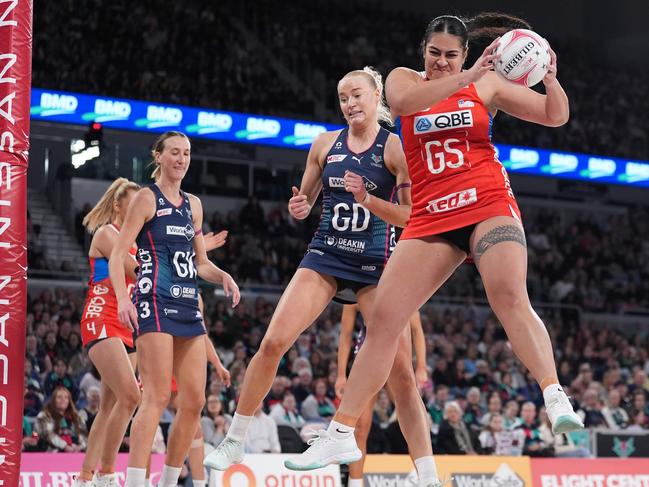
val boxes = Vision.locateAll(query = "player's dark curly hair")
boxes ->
[465,12,531,67]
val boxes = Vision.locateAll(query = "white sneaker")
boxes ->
[204,437,245,471]
[545,391,584,434]
[284,429,362,471]
[92,473,120,487]
[71,478,93,487]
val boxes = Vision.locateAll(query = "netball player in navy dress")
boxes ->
[205,68,439,486]
[110,131,240,487]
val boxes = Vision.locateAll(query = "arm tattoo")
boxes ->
[472,224,526,266]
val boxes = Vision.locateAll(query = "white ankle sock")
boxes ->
[348,478,364,487]
[543,383,565,403]
[125,467,147,487]
[192,480,207,487]
[327,419,355,439]
[227,412,254,442]
[415,456,439,484]
[158,465,182,487]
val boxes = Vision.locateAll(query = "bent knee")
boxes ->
[177,390,206,416]
[120,386,141,412]
[259,334,291,359]
[142,388,171,411]
[366,305,411,343]
[488,284,529,311]
[98,395,117,414]
[389,369,417,393]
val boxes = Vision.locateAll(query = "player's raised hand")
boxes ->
[204,230,228,251]
[543,44,558,86]
[467,37,500,83]
[288,186,311,220]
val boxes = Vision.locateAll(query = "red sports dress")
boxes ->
[398,81,521,240]
[80,224,137,349]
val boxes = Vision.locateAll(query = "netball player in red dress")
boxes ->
[74,176,229,487]
[289,14,582,472]
[74,178,142,487]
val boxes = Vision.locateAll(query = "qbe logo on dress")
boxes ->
[426,188,477,214]
[414,110,473,134]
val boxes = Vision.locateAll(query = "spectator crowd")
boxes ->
[23,279,649,458]
[33,0,649,160]
[33,198,645,314]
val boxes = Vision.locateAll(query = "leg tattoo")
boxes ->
[472,225,526,266]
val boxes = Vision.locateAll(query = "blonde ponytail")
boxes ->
[342,66,393,126]
[82,178,140,234]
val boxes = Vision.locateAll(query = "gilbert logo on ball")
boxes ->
[494,29,550,87]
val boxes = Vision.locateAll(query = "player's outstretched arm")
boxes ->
[387,38,500,117]
[490,45,568,127]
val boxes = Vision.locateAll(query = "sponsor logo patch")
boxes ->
[93,284,109,295]
[362,176,378,192]
[157,208,173,217]
[327,154,347,164]
[333,238,366,254]
[170,285,197,299]
[361,265,377,271]
[329,177,345,188]
[414,110,473,134]
[164,308,179,316]
[426,188,477,214]
[166,224,195,241]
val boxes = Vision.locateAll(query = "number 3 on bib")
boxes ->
[424,138,468,174]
